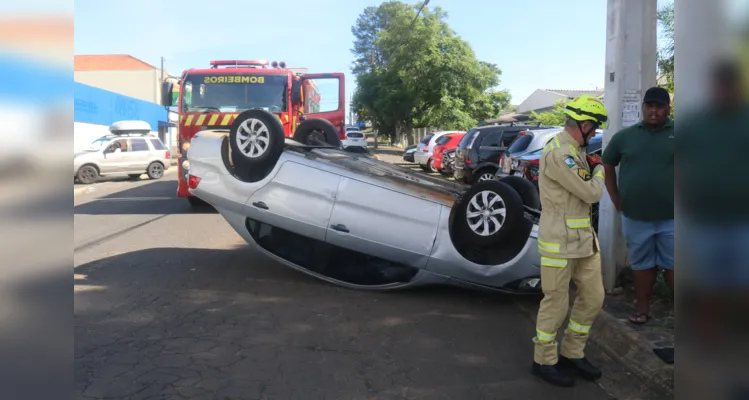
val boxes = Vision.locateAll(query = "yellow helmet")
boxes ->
[563,95,608,128]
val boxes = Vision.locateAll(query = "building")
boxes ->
[516,89,605,116]
[74,54,178,152]
[74,82,171,151]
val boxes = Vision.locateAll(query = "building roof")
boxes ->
[74,54,158,71]
[545,89,605,98]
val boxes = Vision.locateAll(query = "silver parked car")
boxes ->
[184,109,543,293]
[74,128,171,184]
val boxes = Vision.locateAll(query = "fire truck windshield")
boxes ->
[181,73,288,113]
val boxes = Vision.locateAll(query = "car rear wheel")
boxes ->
[293,118,341,147]
[476,168,496,182]
[229,109,285,180]
[497,176,540,210]
[147,162,164,179]
[451,180,523,247]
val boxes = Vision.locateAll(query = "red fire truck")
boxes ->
[160,60,345,205]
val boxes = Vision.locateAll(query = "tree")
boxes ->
[656,2,674,93]
[529,99,567,126]
[350,1,511,140]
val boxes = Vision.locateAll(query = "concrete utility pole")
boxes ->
[600,0,658,292]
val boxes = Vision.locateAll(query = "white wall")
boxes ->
[74,69,161,103]
[74,122,158,151]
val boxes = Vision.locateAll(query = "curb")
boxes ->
[515,297,673,399]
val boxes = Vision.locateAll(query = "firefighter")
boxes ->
[532,94,608,387]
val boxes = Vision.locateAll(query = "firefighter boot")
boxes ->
[532,362,575,387]
[558,355,602,380]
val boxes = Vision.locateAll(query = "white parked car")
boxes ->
[413,130,464,172]
[73,121,171,184]
[342,129,368,152]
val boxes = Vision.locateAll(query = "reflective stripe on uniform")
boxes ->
[568,144,577,155]
[594,170,604,179]
[568,319,591,334]
[566,218,591,228]
[536,329,556,342]
[538,240,560,253]
[541,257,567,268]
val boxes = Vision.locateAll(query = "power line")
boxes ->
[409,0,431,30]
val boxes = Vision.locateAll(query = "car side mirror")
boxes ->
[291,80,301,106]
[161,81,173,106]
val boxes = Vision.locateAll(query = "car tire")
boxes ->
[293,118,341,147]
[76,165,98,185]
[475,167,496,182]
[147,162,164,180]
[452,180,523,247]
[498,176,541,209]
[229,109,285,176]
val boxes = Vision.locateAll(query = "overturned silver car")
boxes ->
[186,109,543,293]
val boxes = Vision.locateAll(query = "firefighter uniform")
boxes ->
[533,129,606,367]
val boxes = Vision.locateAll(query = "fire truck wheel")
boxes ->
[229,109,285,171]
[293,118,342,147]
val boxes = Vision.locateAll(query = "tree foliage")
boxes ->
[529,99,567,126]
[657,2,674,93]
[350,1,511,139]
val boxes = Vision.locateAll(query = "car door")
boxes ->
[245,161,341,242]
[478,129,502,164]
[325,177,442,269]
[100,139,128,173]
[127,138,152,171]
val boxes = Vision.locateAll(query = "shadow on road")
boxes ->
[74,246,607,399]
[371,148,403,156]
[74,180,218,215]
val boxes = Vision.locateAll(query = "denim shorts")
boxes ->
[620,216,674,271]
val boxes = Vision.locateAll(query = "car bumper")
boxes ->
[403,153,415,162]
[414,152,431,165]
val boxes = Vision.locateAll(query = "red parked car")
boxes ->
[430,132,465,174]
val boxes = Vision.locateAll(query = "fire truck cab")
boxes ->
[160,59,346,204]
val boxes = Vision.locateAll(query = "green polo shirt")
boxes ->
[602,119,674,221]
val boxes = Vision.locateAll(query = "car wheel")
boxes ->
[229,109,285,176]
[147,162,164,179]
[498,176,541,209]
[76,165,98,185]
[452,180,523,247]
[293,118,342,147]
[429,160,439,173]
[476,168,496,182]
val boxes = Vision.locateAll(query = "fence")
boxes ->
[387,126,444,148]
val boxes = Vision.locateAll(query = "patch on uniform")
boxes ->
[564,156,576,168]
[577,168,592,181]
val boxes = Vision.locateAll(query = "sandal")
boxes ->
[628,312,652,325]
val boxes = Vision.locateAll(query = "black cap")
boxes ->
[643,87,670,105]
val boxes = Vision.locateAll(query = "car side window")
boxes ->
[130,138,149,152]
[500,131,518,147]
[149,139,165,150]
[105,139,128,153]
[481,130,502,147]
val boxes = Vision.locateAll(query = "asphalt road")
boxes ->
[74,171,612,400]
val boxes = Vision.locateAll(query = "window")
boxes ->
[458,128,478,149]
[347,132,364,138]
[149,139,165,150]
[105,139,128,153]
[420,134,434,144]
[435,135,452,146]
[507,133,534,154]
[480,130,502,147]
[500,131,519,147]
[130,138,149,152]
[181,73,289,113]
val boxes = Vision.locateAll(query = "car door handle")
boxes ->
[330,224,349,233]
[252,201,268,210]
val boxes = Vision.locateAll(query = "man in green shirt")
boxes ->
[602,86,675,324]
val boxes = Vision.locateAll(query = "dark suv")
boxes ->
[453,124,553,184]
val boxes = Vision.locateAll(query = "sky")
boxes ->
[74,0,674,112]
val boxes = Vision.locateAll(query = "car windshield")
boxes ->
[181,73,288,113]
[507,133,534,154]
[89,136,111,150]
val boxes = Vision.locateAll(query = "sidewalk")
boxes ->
[370,143,675,399]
